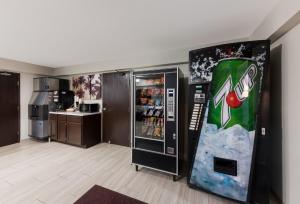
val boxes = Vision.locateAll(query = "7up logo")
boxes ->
[213,63,257,127]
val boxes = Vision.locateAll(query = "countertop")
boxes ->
[49,111,101,116]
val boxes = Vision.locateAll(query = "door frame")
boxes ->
[0,70,20,143]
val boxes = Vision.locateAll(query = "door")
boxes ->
[102,72,131,147]
[0,72,20,147]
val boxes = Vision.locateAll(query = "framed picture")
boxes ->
[72,74,102,100]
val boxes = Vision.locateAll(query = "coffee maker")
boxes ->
[53,90,74,111]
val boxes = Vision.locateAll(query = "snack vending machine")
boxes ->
[132,68,183,180]
[187,41,271,203]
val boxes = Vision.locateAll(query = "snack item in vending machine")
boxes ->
[143,109,148,116]
[155,99,162,106]
[140,98,148,105]
[150,117,156,125]
[146,117,151,126]
[141,89,147,97]
[147,88,154,96]
[147,126,155,136]
[160,76,164,83]
[160,118,164,127]
[154,88,161,96]
[143,117,147,125]
[147,79,154,85]
[153,127,162,138]
[160,88,164,95]
[148,109,154,116]
[154,79,162,85]
[148,99,154,106]
[156,118,161,126]
[142,125,148,136]
[154,109,162,117]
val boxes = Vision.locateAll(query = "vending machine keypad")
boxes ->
[189,90,206,131]
[189,103,203,130]
[167,88,175,121]
[187,83,209,172]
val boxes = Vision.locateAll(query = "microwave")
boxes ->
[79,103,99,113]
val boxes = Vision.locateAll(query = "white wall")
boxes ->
[53,37,247,76]
[0,58,53,140]
[250,1,300,203]
[270,24,300,204]
[251,0,300,40]
[20,73,39,140]
[0,57,53,75]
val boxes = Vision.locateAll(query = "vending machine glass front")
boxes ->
[134,74,165,143]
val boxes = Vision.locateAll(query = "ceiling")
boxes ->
[0,0,279,68]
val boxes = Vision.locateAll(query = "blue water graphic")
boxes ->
[190,107,255,202]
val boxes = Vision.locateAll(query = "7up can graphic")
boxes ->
[207,58,261,131]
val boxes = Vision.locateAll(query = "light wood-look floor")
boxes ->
[0,139,264,204]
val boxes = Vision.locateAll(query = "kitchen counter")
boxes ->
[49,111,101,148]
[49,111,101,116]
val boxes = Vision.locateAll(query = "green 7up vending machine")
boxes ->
[188,41,270,203]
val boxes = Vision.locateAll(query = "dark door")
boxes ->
[102,72,131,147]
[0,72,20,147]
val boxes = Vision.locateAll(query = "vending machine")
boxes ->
[132,68,183,180]
[187,82,210,171]
[187,41,270,203]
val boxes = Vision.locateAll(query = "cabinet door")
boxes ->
[49,119,57,140]
[57,120,67,142]
[67,122,82,146]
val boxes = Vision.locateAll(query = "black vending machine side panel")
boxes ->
[165,72,177,156]
[187,83,210,173]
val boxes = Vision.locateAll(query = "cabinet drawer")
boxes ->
[67,115,82,123]
[49,114,57,120]
[58,115,67,121]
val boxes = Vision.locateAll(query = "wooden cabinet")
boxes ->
[49,113,101,148]
[57,115,67,142]
[48,114,57,140]
[67,116,82,146]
